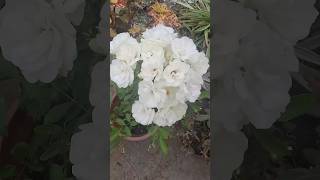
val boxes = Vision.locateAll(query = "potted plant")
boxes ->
[109,24,209,154]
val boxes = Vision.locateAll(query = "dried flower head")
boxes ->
[111,0,127,8]
[148,2,181,29]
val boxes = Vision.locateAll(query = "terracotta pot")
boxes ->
[110,87,151,142]
[124,133,151,142]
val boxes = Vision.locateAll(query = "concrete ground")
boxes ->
[110,136,210,180]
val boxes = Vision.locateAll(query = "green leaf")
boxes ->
[130,120,138,127]
[158,128,170,139]
[159,137,168,155]
[49,164,65,180]
[190,103,201,113]
[44,102,74,124]
[279,94,318,122]
[0,54,20,80]
[10,142,30,161]
[254,129,289,159]
[199,90,209,100]
[26,162,45,172]
[123,126,132,136]
[34,125,64,136]
[0,165,16,179]
[70,50,98,107]
[32,124,63,148]
[40,145,64,161]
[110,128,121,143]
[148,126,159,136]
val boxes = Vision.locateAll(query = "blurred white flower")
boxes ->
[163,60,190,86]
[212,1,318,180]
[138,81,167,108]
[240,0,318,44]
[142,24,177,47]
[153,102,187,127]
[212,123,248,180]
[0,0,85,83]
[132,100,155,125]
[171,37,198,60]
[89,60,107,126]
[213,0,256,55]
[52,0,85,25]
[110,59,134,88]
[70,123,106,180]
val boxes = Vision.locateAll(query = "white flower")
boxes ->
[110,33,140,66]
[138,56,164,81]
[0,0,85,83]
[115,42,140,66]
[186,52,210,76]
[70,123,107,180]
[156,82,180,107]
[110,33,139,55]
[162,60,190,87]
[110,59,134,88]
[171,37,198,60]
[142,24,177,47]
[140,39,165,61]
[153,102,188,127]
[176,69,204,103]
[176,82,202,103]
[138,81,167,108]
[132,100,155,125]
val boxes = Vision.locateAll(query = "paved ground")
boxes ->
[110,136,210,180]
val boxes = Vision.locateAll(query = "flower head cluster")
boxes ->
[110,24,209,126]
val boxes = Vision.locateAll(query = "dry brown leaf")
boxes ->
[110,28,117,38]
[128,24,143,37]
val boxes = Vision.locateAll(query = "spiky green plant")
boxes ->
[177,0,210,53]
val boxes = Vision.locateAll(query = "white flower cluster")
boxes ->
[213,0,318,180]
[110,24,209,127]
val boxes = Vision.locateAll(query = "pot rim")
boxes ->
[124,132,151,142]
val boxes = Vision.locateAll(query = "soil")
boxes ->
[111,133,210,180]
[130,124,148,137]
